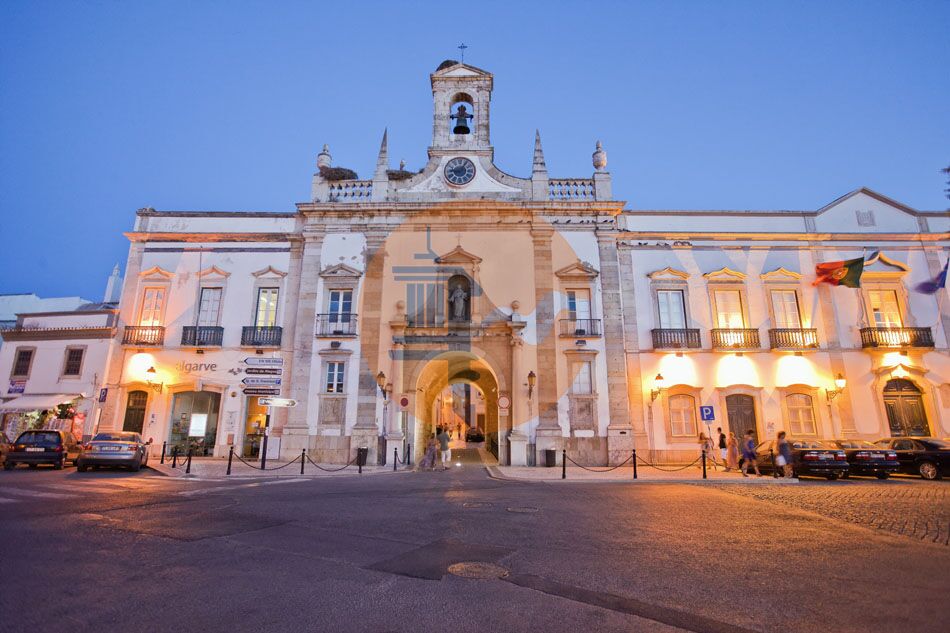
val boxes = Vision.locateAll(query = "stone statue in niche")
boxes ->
[449,284,469,321]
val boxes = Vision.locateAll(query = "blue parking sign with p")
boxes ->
[700,406,715,422]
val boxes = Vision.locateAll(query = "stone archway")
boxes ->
[411,350,502,464]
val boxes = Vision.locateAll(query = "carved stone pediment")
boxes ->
[863,252,909,278]
[139,266,173,280]
[198,265,230,280]
[555,261,599,281]
[319,263,362,279]
[648,267,689,282]
[760,267,802,283]
[251,265,287,279]
[703,267,746,282]
[436,246,482,265]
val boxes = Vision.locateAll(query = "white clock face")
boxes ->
[444,157,476,186]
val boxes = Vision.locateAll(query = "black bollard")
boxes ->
[186,449,192,475]
[393,447,398,472]
[160,441,167,464]
[300,449,306,475]
[171,446,179,468]
[633,448,638,480]
[227,446,233,476]
[561,449,567,480]
[702,449,707,480]
[407,444,412,466]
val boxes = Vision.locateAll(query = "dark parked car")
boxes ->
[0,431,11,466]
[828,440,899,479]
[753,439,849,480]
[78,432,151,472]
[465,427,485,443]
[873,437,950,480]
[4,430,81,470]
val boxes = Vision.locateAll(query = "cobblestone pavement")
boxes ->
[711,477,950,545]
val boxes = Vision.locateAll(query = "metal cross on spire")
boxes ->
[458,43,468,62]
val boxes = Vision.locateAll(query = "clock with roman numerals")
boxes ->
[443,157,476,186]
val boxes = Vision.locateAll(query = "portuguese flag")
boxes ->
[813,256,865,287]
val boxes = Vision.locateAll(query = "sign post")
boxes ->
[257,397,297,469]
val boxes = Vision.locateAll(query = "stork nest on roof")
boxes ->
[319,166,359,181]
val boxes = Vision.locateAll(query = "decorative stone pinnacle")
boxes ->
[374,129,389,177]
[533,130,547,173]
[592,140,607,171]
[317,144,332,169]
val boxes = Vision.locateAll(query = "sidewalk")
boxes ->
[489,463,800,484]
[148,456,409,480]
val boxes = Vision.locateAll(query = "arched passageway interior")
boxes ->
[414,352,499,463]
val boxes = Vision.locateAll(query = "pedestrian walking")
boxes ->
[420,437,438,471]
[437,426,451,470]
[717,427,727,464]
[741,430,761,477]
[726,432,740,471]
[774,431,794,478]
[699,431,718,470]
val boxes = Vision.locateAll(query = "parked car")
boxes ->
[873,437,950,480]
[4,430,81,470]
[0,431,11,466]
[753,439,849,480]
[465,427,485,443]
[828,440,900,479]
[78,432,151,472]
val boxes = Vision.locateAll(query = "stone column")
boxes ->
[384,338,405,463]
[508,331,528,466]
[597,233,635,464]
[351,231,388,464]
[617,245,647,439]
[283,233,324,456]
[531,228,562,465]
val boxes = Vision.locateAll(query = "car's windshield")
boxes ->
[17,431,61,444]
[93,432,139,442]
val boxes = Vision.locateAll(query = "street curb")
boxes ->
[486,467,802,485]
[146,463,191,478]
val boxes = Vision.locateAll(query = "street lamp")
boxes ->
[376,371,390,400]
[650,373,666,402]
[145,366,163,393]
[826,373,846,402]
[526,371,536,399]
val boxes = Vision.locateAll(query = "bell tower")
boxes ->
[430,60,493,155]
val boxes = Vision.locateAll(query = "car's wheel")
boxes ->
[53,458,64,470]
[840,471,850,479]
[825,473,839,481]
[77,462,88,472]
[131,461,141,472]
[28,463,38,469]
[876,472,889,480]
[918,461,939,480]
[3,461,14,470]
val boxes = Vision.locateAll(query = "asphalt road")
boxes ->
[1,449,948,633]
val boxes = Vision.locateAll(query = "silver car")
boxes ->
[77,432,151,472]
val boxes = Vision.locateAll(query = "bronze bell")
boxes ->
[451,104,472,135]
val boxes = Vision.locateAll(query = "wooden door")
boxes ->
[122,390,148,434]
[883,379,930,437]
[726,394,757,444]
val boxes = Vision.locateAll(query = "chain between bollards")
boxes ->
[632,448,638,480]
[561,449,567,479]
[186,449,192,475]
[160,441,167,464]
[701,448,707,480]
[301,449,306,475]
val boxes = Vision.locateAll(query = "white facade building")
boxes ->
[85,61,947,465]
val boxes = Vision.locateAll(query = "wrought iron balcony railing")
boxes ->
[860,327,933,348]
[711,328,760,350]
[316,313,358,337]
[241,326,282,347]
[559,319,602,337]
[181,326,224,347]
[651,328,702,350]
[769,328,819,350]
[122,325,165,346]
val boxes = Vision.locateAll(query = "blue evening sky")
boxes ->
[1,1,948,300]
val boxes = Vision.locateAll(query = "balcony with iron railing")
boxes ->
[181,326,224,347]
[769,328,819,350]
[860,327,934,349]
[711,328,760,350]
[241,326,283,347]
[559,318,602,338]
[651,328,702,350]
[316,313,358,337]
[122,325,165,346]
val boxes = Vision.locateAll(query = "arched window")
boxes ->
[450,93,474,135]
[786,393,816,435]
[669,394,697,437]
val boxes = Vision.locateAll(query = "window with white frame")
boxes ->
[571,360,593,394]
[328,289,353,323]
[139,287,166,326]
[197,287,223,326]
[770,289,802,328]
[714,289,745,328]
[566,289,591,321]
[868,290,902,327]
[11,348,34,378]
[325,361,345,393]
[62,348,84,377]
[669,394,697,437]
[657,289,687,329]
[786,393,816,435]
[255,288,279,327]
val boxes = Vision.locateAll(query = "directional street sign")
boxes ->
[245,367,282,375]
[243,357,283,367]
[242,387,281,396]
[242,376,282,386]
[700,406,715,422]
[258,397,298,408]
